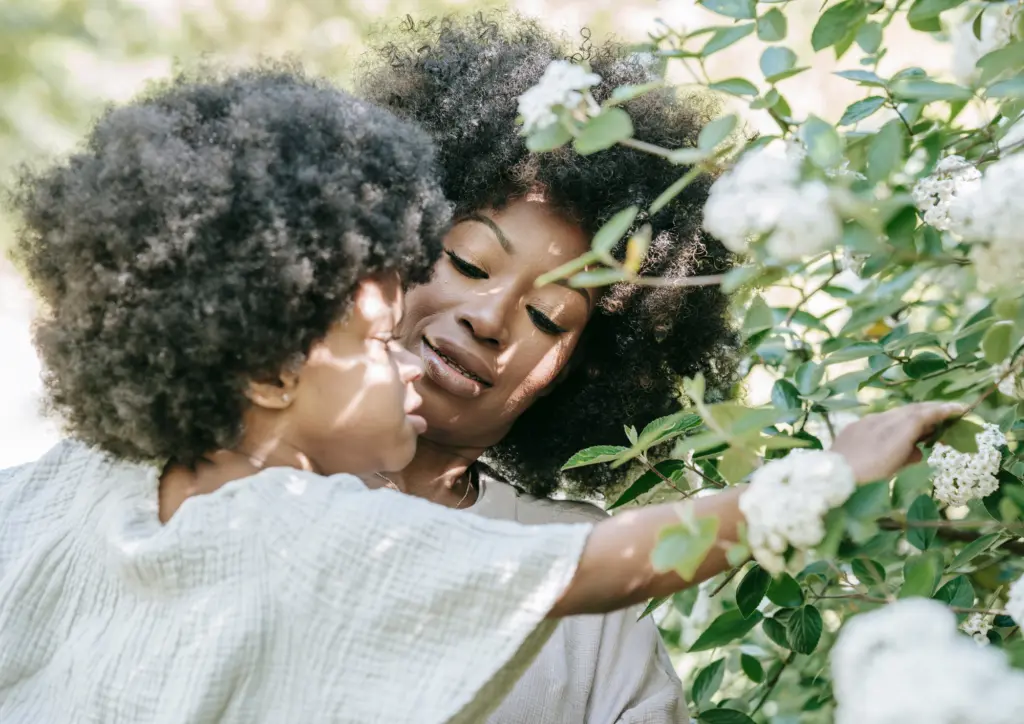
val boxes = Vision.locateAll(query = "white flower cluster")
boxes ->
[738,450,856,575]
[950,3,1019,86]
[962,613,992,644]
[517,60,602,134]
[832,599,1024,724]
[949,153,1024,289]
[928,423,1006,506]
[1006,575,1024,626]
[911,155,981,231]
[702,140,843,262]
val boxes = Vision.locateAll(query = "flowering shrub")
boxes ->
[520,1,1024,721]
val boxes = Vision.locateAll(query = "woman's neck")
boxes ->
[370,437,486,509]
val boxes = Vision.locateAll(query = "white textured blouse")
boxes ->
[470,473,689,724]
[0,442,591,723]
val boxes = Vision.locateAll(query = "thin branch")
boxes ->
[640,458,687,495]
[783,269,841,326]
[878,518,1024,555]
[752,652,797,715]
[628,273,726,288]
[710,562,747,597]
[619,137,679,160]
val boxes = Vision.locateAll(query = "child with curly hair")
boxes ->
[0,63,961,724]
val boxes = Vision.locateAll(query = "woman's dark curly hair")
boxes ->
[358,12,738,498]
[8,63,450,465]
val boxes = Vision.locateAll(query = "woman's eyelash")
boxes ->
[445,249,488,279]
[528,306,567,335]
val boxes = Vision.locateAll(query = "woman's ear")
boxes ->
[245,368,300,410]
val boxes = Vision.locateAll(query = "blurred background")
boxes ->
[0,0,944,467]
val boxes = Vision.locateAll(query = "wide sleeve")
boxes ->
[262,473,593,724]
[589,606,689,724]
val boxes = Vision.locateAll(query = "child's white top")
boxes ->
[0,441,591,723]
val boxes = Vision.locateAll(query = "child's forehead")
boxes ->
[353,275,404,329]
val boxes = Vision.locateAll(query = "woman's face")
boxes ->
[399,198,598,448]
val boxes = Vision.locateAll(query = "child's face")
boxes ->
[287,275,426,475]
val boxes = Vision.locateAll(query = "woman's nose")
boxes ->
[458,297,510,348]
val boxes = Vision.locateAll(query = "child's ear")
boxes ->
[245,369,300,410]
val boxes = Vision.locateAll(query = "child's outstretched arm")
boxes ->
[550,401,964,618]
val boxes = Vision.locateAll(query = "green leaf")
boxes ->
[608,460,687,509]
[534,251,600,288]
[638,596,670,620]
[982,321,1015,364]
[801,115,844,168]
[900,551,943,598]
[653,517,721,581]
[771,379,802,411]
[699,114,739,151]
[592,205,639,257]
[948,532,1002,569]
[740,653,765,683]
[767,573,805,607]
[907,494,940,550]
[826,342,884,363]
[766,67,811,84]
[574,108,635,155]
[934,574,975,609]
[907,0,967,27]
[845,482,890,520]
[568,269,628,287]
[786,605,823,654]
[702,23,756,56]
[796,362,824,395]
[689,609,764,652]
[891,79,974,102]
[638,412,703,448]
[526,122,572,152]
[839,95,886,125]
[939,419,984,454]
[562,445,628,470]
[903,352,948,379]
[835,69,886,86]
[812,0,871,52]
[762,616,791,649]
[760,46,797,80]
[856,21,883,53]
[867,119,904,183]
[692,658,727,709]
[709,78,760,97]
[744,296,775,334]
[986,75,1024,99]
[609,82,664,104]
[977,42,1024,86]
[701,0,756,19]
[699,710,757,724]
[737,564,772,617]
[757,8,787,41]
[852,558,887,586]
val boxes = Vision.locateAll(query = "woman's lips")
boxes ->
[421,338,489,399]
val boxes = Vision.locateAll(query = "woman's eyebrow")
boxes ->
[464,213,514,253]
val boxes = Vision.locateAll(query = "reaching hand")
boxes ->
[830,402,967,484]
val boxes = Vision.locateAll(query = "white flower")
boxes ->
[739,450,856,575]
[517,60,602,134]
[928,423,1006,506]
[950,3,1018,86]
[912,155,981,232]
[703,141,843,262]
[962,613,992,644]
[1006,575,1024,626]
[832,599,1024,724]
[949,153,1024,289]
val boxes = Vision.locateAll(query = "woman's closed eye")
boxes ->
[527,306,567,335]
[445,249,488,280]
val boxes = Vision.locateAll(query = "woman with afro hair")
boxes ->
[353,11,735,723]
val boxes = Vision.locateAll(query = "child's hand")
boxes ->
[830,402,967,484]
